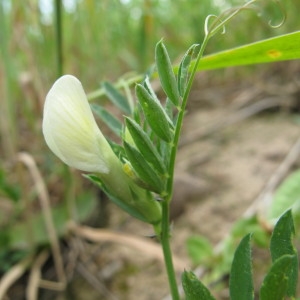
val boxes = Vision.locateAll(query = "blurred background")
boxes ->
[0,0,300,299]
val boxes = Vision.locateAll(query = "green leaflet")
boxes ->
[102,81,131,114]
[229,234,254,300]
[155,40,181,106]
[125,117,167,175]
[269,169,300,219]
[135,83,173,142]
[270,210,298,297]
[91,104,122,136]
[0,168,20,202]
[123,141,165,194]
[142,77,174,126]
[177,44,199,97]
[186,235,213,266]
[259,254,295,300]
[182,270,216,300]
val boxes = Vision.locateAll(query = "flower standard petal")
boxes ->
[43,75,112,173]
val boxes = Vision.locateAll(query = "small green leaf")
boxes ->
[269,169,300,219]
[125,117,167,175]
[259,254,295,300]
[0,171,20,202]
[102,81,131,114]
[142,77,174,126]
[155,40,181,106]
[91,104,122,136]
[135,83,173,142]
[182,270,216,300]
[186,236,213,266]
[123,141,164,194]
[231,215,269,247]
[177,44,198,96]
[271,210,295,260]
[6,190,97,250]
[229,234,254,300]
[270,210,298,297]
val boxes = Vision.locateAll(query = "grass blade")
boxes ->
[191,31,300,71]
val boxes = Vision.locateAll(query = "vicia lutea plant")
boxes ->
[43,38,191,299]
[43,75,162,225]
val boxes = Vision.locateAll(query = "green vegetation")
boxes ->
[1,0,300,299]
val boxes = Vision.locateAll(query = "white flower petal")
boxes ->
[43,75,113,173]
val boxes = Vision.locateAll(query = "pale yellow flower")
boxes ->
[43,75,113,173]
[42,75,161,225]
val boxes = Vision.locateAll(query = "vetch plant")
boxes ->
[42,1,299,299]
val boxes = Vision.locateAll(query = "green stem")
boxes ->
[55,0,63,77]
[87,74,143,101]
[160,32,211,300]
[160,5,257,298]
[160,200,180,300]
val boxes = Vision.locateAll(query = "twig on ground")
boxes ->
[244,135,300,218]
[26,250,49,300]
[76,262,119,300]
[0,255,35,299]
[69,224,186,271]
[180,96,294,145]
[17,152,66,287]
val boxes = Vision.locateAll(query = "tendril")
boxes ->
[266,0,286,28]
[204,14,225,37]
[203,0,285,40]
